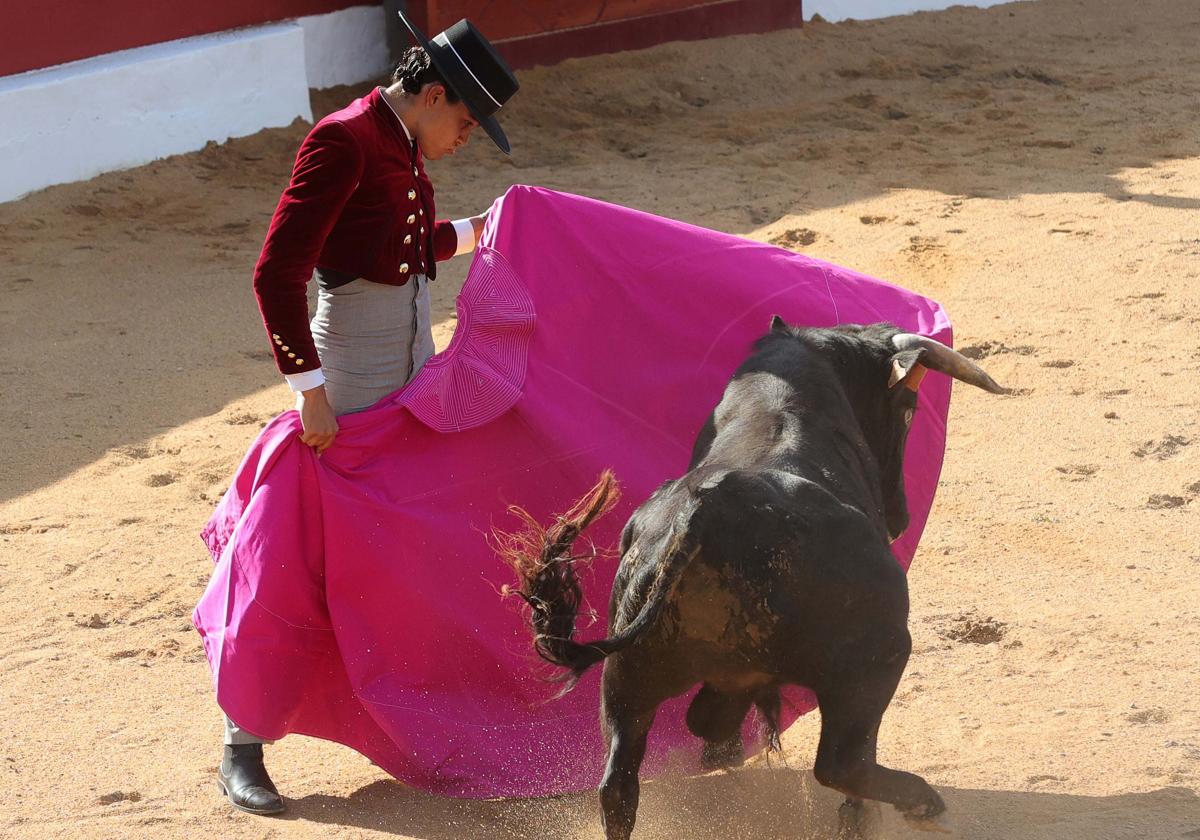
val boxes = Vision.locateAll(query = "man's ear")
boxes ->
[425,82,445,107]
[889,348,928,390]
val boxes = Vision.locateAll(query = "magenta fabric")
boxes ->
[195,185,954,798]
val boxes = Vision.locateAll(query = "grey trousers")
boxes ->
[221,274,434,746]
[310,274,435,414]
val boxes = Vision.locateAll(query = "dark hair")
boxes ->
[391,46,461,102]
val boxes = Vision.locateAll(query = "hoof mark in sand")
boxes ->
[919,63,965,81]
[145,473,177,487]
[98,791,142,805]
[1134,435,1190,460]
[938,614,1007,645]
[1146,494,1187,510]
[960,341,1036,360]
[859,215,893,225]
[1026,774,1066,785]
[906,235,943,256]
[1041,359,1075,368]
[0,522,66,534]
[844,93,879,109]
[771,228,819,249]
[1055,464,1098,481]
[1126,707,1171,725]
[78,614,111,629]
[109,639,181,663]
[223,412,264,426]
[1003,66,1065,86]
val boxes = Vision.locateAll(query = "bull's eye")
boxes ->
[903,408,915,426]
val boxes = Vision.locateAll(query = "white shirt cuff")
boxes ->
[285,367,326,393]
[451,218,477,257]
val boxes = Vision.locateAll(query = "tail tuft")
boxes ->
[494,471,622,687]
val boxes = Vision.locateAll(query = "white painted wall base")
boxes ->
[0,5,390,204]
[804,0,1023,22]
[299,4,390,90]
[0,25,311,203]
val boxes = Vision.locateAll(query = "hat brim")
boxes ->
[396,10,511,155]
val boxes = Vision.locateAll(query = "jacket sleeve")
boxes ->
[253,120,364,375]
[432,219,461,262]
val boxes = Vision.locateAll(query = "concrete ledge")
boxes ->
[299,4,390,90]
[0,23,312,203]
[804,0,1024,22]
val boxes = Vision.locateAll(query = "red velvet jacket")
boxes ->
[252,87,459,375]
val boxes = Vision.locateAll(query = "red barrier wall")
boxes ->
[1,0,364,77]
[5,1,804,79]
[415,0,805,69]
[427,0,712,40]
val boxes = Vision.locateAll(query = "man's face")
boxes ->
[417,84,479,160]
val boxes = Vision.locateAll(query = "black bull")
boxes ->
[498,319,1003,839]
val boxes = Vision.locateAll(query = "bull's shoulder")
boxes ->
[687,468,887,548]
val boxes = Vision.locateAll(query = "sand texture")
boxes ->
[1,0,1198,837]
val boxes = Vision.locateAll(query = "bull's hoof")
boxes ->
[901,790,949,832]
[700,735,744,771]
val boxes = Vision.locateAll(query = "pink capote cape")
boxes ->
[195,185,954,798]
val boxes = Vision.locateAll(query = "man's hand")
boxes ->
[298,385,338,454]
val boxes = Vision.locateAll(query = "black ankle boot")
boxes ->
[217,744,285,815]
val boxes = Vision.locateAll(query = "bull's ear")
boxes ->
[770,314,790,333]
[889,348,928,391]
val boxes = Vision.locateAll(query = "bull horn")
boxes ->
[891,333,1006,394]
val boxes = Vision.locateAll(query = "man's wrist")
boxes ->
[285,366,325,393]
[451,217,477,257]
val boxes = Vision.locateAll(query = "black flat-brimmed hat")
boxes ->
[396,12,519,154]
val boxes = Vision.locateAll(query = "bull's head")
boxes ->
[770,317,1003,543]
[878,330,1004,542]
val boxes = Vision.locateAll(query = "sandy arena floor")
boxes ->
[1,0,1198,837]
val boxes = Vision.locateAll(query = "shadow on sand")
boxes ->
[284,766,1200,840]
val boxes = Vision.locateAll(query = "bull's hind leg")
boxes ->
[811,644,945,821]
[598,657,676,840]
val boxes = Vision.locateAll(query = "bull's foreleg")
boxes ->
[812,656,945,821]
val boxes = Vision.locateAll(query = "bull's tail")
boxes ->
[496,471,699,691]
